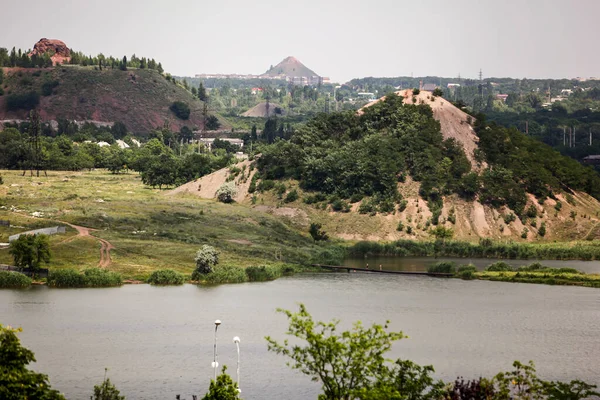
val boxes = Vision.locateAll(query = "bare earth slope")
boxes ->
[0,66,229,133]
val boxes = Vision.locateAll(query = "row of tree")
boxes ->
[0,47,163,72]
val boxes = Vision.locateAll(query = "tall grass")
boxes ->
[0,271,32,288]
[348,239,600,261]
[202,265,248,284]
[48,268,122,288]
[427,262,456,274]
[199,264,303,285]
[147,269,187,285]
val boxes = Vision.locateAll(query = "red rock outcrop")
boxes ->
[29,38,71,66]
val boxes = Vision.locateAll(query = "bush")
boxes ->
[83,268,123,287]
[331,199,350,212]
[458,269,475,280]
[432,88,443,97]
[284,189,299,203]
[147,269,186,285]
[521,227,529,239]
[5,91,40,111]
[169,101,191,120]
[457,264,477,273]
[194,245,220,276]
[396,221,404,232]
[427,262,456,274]
[397,199,408,212]
[358,198,377,214]
[245,265,282,282]
[538,222,546,237]
[554,201,562,211]
[47,268,122,287]
[216,182,238,203]
[349,193,363,203]
[525,205,538,218]
[309,223,328,242]
[257,179,275,192]
[0,271,32,288]
[41,80,59,96]
[412,88,420,95]
[503,213,516,224]
[486,262,513,272]
[203,265,248,284]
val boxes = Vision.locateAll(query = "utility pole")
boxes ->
[590,128,593,146]
[563,127,566,146]
[573,126,576,147]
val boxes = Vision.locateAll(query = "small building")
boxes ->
[422,83,439,92]
[496,94,509,102]
[198,138,244,150]
[583,155,600,165]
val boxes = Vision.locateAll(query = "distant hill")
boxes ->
[0,66,229,134]
[262,56,319,78]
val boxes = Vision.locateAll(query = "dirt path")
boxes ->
[58,222,114,268]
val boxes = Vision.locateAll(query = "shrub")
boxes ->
[194,245,220,276]
[503,213,516,224]
[554,201,562,211]
[309,223,329,242]
[331,199,350,212]
[521,227,529,239]
[275,183,287,199]
[0,271,32,288]
[565,193,576,205]
[349,193,363,203]
[245,265,282,282]
[6,91,40,111]
[432,88,443,97]
[525,205,538,219]
[427,261,456,274]
[83,268,122,287]
[203,265,248,284]
[169,101,191,120]
[406,226,413,234]
[396,221,404,232]
[48,268,87,287]
[538,222,546,237]
[412,88,420,95]
[486,262,513,272]
[216,182,237,203]
[570,210,577,220]
[47,268,122,287]
[358,198,377,214]
[457,264,477,273]
[397,199,408,212]
[257,179,275,192]
[458,269,475,280]
[147,269,186,285]
[41,80,59,96]
[284,189,299,203]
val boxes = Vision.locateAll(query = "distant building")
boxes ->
[422,83,439,91]
[198,138,244,150]
[583,155,600,165]
[496,94,509,102]
[447,83,461,89]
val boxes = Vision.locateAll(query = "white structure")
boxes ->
[199,138,244,150]
[116,140,130,149]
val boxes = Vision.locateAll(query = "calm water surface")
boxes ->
[1,274,600,400]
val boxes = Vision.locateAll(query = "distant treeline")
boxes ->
[0,46,163,72]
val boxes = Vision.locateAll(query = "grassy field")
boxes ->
[0,169,323,280]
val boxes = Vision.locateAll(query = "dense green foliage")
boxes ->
[193,245,220,277]
[47,268,122,288]
[5,91,40,111]
[201,366,241,400]
[9,234,51,270]
[0,324,65,399]
[169,101,191,120]
[349,239,600,260]
[146,269,186,285]
[427,261,456,274]
[0,271,32,288]
[0,46,163,72]
[257,94,471,220]
[92,369,125,400]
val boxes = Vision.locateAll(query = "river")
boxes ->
[1,273,600,399]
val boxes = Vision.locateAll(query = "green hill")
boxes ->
[0,66,228,134]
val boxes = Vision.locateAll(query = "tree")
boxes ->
[198,82,208,101]
[309,223,328,242]
[429,226,454,240]
[216,182,238,203]
[0,324,65,399]
[206,115,221,131]
[194,245,220,275]
[250,124,258,141]
[202,366,241,400]
[9,234,51,270]
[119,56,127,71]
[93,369,125,400]
[266,304,406,400]
[170,101,191,120]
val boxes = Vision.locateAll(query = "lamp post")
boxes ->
[212,320,221,380]
[233,336,241,393]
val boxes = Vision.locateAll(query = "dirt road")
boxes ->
[60,222,114,268]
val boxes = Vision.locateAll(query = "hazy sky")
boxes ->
[2,0,599,83]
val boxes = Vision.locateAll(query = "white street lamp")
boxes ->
[212,320,221,380]
[233,336,241,393]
